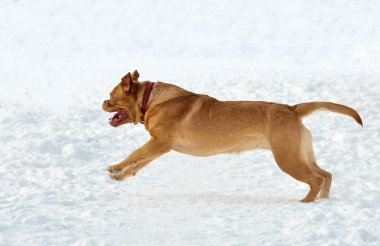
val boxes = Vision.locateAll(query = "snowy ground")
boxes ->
[1,0,380,245]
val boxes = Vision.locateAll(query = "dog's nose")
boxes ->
[102,100,109,110]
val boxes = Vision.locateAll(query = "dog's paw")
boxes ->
[107,164,121,173]
[299,197,315,203]
[109,172,125,181]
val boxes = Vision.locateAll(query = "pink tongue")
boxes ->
[109,118,118,126]
[109,111,122,125]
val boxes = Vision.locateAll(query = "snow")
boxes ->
[1,0,380,245]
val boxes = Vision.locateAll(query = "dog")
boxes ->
[102,70,362,202]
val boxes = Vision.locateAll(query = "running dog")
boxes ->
[102,70,362,202]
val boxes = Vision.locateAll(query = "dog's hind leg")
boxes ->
[267,122,323,203]
[303,128,332,199]
[311,163,332,199]
[271,153,324,203]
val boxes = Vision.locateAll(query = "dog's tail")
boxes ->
[292,102,363,126]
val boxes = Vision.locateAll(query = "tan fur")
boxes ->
[103,71,363,202]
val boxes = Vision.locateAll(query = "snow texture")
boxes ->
[1,0,380,245]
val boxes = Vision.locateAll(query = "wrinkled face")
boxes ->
[103,86,133,127]
[102,71,139,127]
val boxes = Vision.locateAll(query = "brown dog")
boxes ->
[102,70,362,202]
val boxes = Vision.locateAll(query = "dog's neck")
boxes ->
[135,81,194,124]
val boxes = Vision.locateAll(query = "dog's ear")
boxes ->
[121,73,135,93]
[131,70,139,81]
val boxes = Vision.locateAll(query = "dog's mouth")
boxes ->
[109,109,128,127]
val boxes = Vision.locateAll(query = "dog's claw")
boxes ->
[109,172,124,181]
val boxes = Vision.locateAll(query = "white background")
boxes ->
[0,0,379,245]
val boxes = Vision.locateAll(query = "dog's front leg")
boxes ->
[108,138,171,180]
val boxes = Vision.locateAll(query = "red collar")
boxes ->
[140,82,155,123]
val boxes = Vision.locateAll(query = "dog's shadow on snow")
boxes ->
[127,192,296,205]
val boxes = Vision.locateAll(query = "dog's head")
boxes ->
[102,70,141,127]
